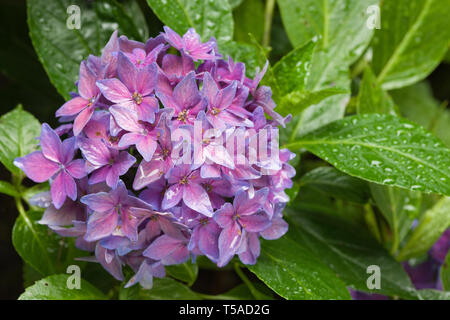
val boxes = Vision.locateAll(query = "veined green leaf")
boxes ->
[285,207,418,299]
[373,0,450,89]
[19,274,107,300]
[146,0,233,44]
[299,166,370,204]
[28,0,148,99]
[119,278,201,300]
[0,105,41,176]
[357,67,398,115]
[248,228,351,300]
[12,210,83,276]
[285,114,450,196]
[397,197,450,261]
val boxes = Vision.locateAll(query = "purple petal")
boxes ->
[14,151,59,183]
[234,188,268,215]
[173,71,200,108]
[260,217,288,240]
[51,170,76,209]
[66,159,86,179]
[95,243,124,281]
[162,183,183,210]
[40,123,62,163]
[213,203,234,228]
[109,105,141,132]
[133,158,165,190]
[85,209,118,241]
[73,106,94,136]
[183,183,213,217]
[80,192,115,212]
[217,222,242,267]
[78,137,111,166]
[239,212,271,233]
[55,97,88,117]
[96,78,131,103]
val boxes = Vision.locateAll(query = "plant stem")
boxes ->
[233,263,264,300]
[263,0,276,47]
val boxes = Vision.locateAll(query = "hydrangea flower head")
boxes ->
[14,27,295,289]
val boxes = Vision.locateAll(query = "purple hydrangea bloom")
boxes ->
[14,27,295,289]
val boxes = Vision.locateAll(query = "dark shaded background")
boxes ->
[1,0,449,299]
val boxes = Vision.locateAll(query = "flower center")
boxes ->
[203,183,212,193]
[179,175,189,185]
[132,92,143,105]
[87,96,96,107]
[211,107,221,116]
[150,215,159,221]
[199,217,209,226]
[177,109,189,123]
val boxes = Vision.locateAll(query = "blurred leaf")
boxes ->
[441,252,450,291]
[357,67,398,115]
[0,105,41,176]
[299,166,370,204]
[233,0,264,44]
[415,289,450,300]
[229,0,244,9]
[19,274,107,300]
[166,261,198,286]
[285,207,418,299]
[0,180,19,197]
[277,0,377,60]
[28,0,148,99]
[397,197,450,261]
[280,0,377,140]
[119,278,201,300]
[391,82,450,147]
[373,0,450,89]
[12,210,83,276]
[248,229,351,300]
[285,114,450,196]
[370,184,422,253]
[146,0,233,44]
[23,263,43,288]
[278,88,347,117]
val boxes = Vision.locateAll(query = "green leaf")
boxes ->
[119,278,201,300]
[415,289,450,300]
[278,88,347,118]
[166,261,198,286]
[373,0,450,89]
[0,105,41,176]
[19,274,107,300]
[357,67,398,115]
[229,0,244,9]
[277,0,377,60]
[233,0,265,44]
[146,0,233,44]
[397,197,450,261]
[0,180,19,197]
[285,114,450,196]
[369,184,422,254]
[270,41,315,98]
[391,82,450,148]
[280,0,376,140]
[299,166,370,204]
[28,0,148,99]
[12,210,83,276]
[285,207,417,299]
[441,252,450,291]
[248,229,351,300]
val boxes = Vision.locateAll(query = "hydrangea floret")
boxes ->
[14,27,295,289]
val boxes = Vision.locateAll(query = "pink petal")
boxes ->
[39,123,62,163]
[85,210,118,241]
[163,26,183,49]
[136,64,157,96]
[234,188,268,215]
[78,61,97,99]
[217,222,242,267]
[55,96,88,117]
[213,203,234,228]
[51,170,76,209]
[183,183,213,217]
[81,192,115,212]
[73,106,94,136]
[117,52,137,92]
[109,105,141,132]
[173,71,200,108]
[162,183,183,210]
[66,159,87,179]
[133,158,165,190]
[136,136,157,162]
[137,96,158,123]
[96,78,132,103]
[239,212,271,233]
[78,137,111,166]
[14,151,59,183]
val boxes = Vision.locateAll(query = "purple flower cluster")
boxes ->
[14,27,295,288]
